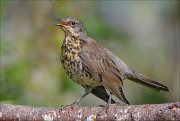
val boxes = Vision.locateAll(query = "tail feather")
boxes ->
[125,69,169,92]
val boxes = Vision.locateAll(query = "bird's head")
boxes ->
[55,17,86,38]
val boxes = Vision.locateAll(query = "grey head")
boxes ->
[55,17,87,38]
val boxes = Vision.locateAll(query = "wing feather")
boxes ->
[80,41,129,104]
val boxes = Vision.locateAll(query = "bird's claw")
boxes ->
[60,102,78,111]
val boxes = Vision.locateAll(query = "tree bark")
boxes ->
[0,102,179,121]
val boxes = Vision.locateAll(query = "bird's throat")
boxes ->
[61,35,81,61]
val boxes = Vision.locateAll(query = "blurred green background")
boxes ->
[0,1,179,107]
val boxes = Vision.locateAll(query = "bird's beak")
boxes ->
[55,18,62,21]
[54,18,69,27]
[55,23,61,26]
[54,18,62,26]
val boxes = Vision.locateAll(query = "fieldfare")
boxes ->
[55,17,169,105]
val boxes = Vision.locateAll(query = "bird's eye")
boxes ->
[71,21,76,25]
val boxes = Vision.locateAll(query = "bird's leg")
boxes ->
[103,92,113,109]
[71,87,92,106]
[60,86,92,110]
[108,92,112,105]
[99,92,113,107]
[97,92,113,116]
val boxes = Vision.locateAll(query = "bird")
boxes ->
[55,16,169,106]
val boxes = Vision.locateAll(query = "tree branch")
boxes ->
[0,102,179,121]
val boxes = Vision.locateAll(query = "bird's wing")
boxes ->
[80,41,129,104]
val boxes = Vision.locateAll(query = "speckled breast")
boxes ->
[60,36,101,87]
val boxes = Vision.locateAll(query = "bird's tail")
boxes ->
[125,69,169,92]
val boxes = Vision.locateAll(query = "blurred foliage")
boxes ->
[0,1,179,106]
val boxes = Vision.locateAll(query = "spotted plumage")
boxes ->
[61,35,100,86]
[55,17,169,105]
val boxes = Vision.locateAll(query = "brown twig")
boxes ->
[0,102,179,121]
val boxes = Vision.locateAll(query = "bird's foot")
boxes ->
[115,102,130,106]
[60,102,78,111]
[121,103,130,107]
[97,103,116,117]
